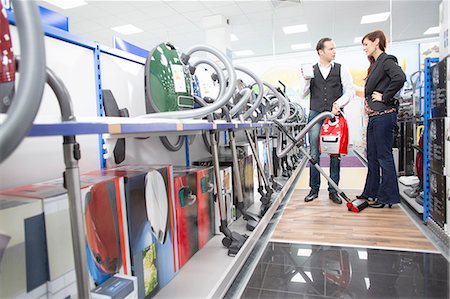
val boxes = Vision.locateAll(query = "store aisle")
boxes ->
[272,188,437,252]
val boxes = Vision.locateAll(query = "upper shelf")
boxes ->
[16,116,274,137]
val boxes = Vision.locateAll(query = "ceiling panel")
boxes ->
[35,0,440,58]
[165,1,208,13]
[205,2,246,16]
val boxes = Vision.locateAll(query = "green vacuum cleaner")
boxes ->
[144,42,194,113]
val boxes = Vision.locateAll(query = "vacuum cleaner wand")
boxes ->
[272,119,369,213]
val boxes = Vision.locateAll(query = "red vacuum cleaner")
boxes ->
[0,2,16,113]
[273,118,369,213]
[319,115,349,155]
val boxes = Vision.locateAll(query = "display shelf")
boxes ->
[0,116,274,137]
[399,183,424,214]
[155,160,304,299]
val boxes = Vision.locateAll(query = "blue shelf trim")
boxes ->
[185,136,190,167]
[28,123,109,137]
[24,121,273,137]
[183,122,213,131]
[94,45,107,169]
[99,45,146,65]
[423,57,439,223]
[120,123,178,133]
[7,10,97,49]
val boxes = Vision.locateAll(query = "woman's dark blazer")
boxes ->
[365,52,406,112]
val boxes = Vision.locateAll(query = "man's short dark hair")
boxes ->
[316,37,332,54]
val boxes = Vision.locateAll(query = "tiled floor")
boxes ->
[241,242,449,299]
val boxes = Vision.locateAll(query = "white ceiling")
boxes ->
[36,0,441,58]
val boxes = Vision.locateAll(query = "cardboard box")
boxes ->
[0,179,75,290]
[173,166,215,266]
[428,169,448,231]
[0,195,48,298]
[91,274,137,299]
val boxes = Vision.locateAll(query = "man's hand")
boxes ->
[372,91,383,102]
[332,102,340,115]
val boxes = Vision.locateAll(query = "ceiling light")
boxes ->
[424,26,440,35]
[360,12,390,24]
[283,24,308,34]
[231,34,239,41]
[297,248,312,256]
[43,0,88,9]
[354,36,363,43]
[291,43,311,50]
[233,50,254,57]
[111,24,144,35]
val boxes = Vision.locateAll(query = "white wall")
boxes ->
[0,26,100,189]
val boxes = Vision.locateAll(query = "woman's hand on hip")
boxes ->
[372,91,383,102]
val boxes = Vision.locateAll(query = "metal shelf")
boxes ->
[7,116,274,137]
[399,183,423,214]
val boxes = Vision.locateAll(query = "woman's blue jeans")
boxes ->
[362,112,400,204]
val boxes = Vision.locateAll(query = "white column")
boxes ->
[202,14,232,60]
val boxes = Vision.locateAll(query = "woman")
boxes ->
[357,30,406,208]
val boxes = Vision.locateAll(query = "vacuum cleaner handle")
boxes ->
[0,0,46,163]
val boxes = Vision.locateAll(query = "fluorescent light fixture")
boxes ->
[231,34,239,41]
[233,50,254,57]
[291,43,311,50]
[283,24,308,34]
[357,250,368,260]
[364,277,371,289]
[111,24,144,35]
[354,36,363,43]
[43,0,88,9]
[424,26,440,35]
[360,12,390,24]
[297,248,312,256]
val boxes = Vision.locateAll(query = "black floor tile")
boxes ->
[241,242,449,299]
[241,287,329,299]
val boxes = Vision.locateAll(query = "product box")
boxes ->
[78,174,131,290]
[0,195,48,299]
[0,179,76,297]
[215,166,235,234]
[91,274,138,299]
[217,149,254,219]
[86,164,178,299]
[428,169,449,231]
[430,57,450,118]
[173,166,215,267]
[440,1,450,61]
[428,117,450,176]
[192,160,236,233]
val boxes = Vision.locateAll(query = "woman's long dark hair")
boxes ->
[362,30,387,77]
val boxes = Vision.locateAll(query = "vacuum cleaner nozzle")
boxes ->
[349,199,369,213]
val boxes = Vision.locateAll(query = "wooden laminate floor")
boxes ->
[272,169,438,252]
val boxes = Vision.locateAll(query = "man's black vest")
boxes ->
[310,63,343,112]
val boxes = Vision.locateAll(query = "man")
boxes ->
[302,37,355,204]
